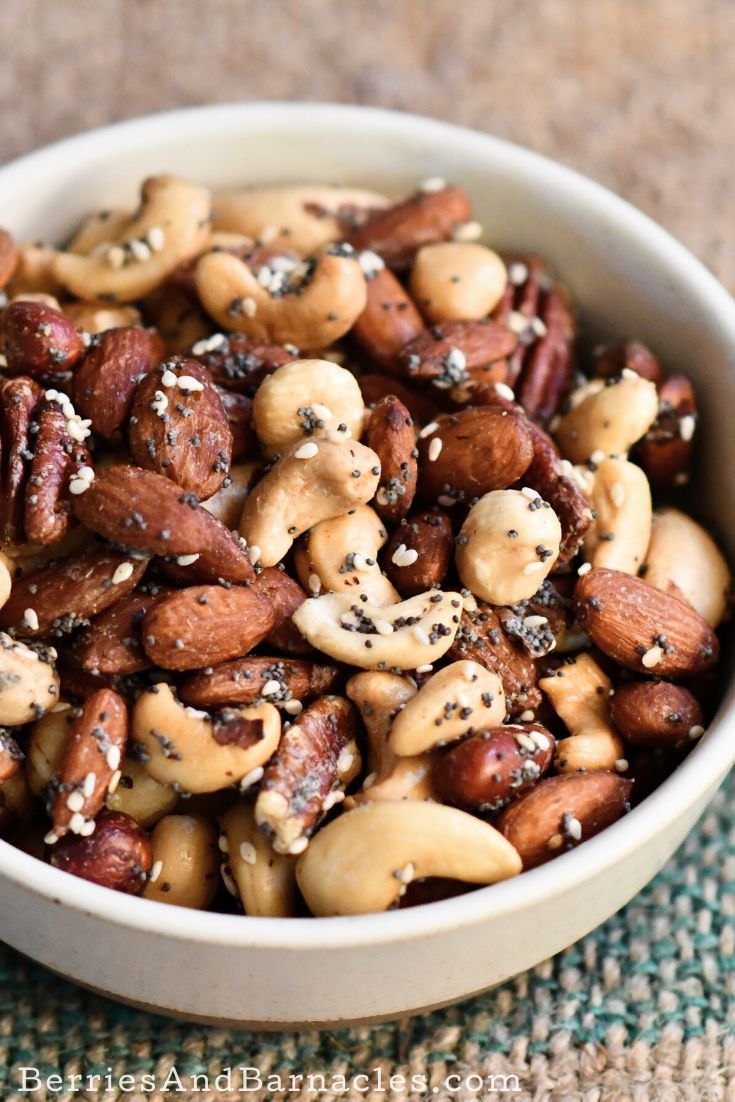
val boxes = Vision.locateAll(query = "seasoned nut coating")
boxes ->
[180,656,340,710]
[448,601,541,717]
[365,394,417,525]
[435,722,555,812]
[73,326,165,438]
[399,318,516,389]
[383,510,453,596]
[418,408,534,503]
[50,810,152,894]
[3,301,84,378]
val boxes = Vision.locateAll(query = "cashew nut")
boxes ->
[238,437,381,567]
[106,757,179,827]
[455,489,562,605]
[27,703,72,797]
[553,373,658,463]
[194,247,367,345]
[389,661,506,756]
[53,175,212,302]
[132,684,281,794]
[201,461,260,530]
[62,300,142,334]
[296,800,522,916]
[212,185,388,253]
[143,814,219,909]
[8,242,64,298]
[540,653,625,773]
[67,209,130,254]
[292,589,463,670]
[0,634,59,726]
[345,671,438,806]
[582,458,652,574]
[643,507,731,628]
[0,771,36,837]
[252,359,365,457]
[294,504,398,605]
[409,242,507,323]
[220,802,297,917]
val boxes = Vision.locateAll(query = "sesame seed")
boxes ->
[590,449,606,465]
[494,382,515,401]
[242,297,257,317]
[610,482,626,508]
[428,437,443,462]
[66,790,85,813]
[615,758,629,772]
[416,664,433,674]
[283,699,303,716]
[69,812,87,835]
[578,562,592,576]
[175,553,200,567]
[129,239,152,262]
[108,769,122,794]
[508,262,529,285]
[294,441,319,459]
[357,249,385,276]
[641,645,663,669]
[147,226,166,252]
[521,486,538,500]
[261,679,282,697]
[83,772,96,798]
[218,833,229,853]
[22,608,39,631]
[176,374,204,392]
[247,544,261,565]
[689,724,705,739]
[373,619,394,636]
[566,816,583,841]
[518,709,536,722]
[419,177,447,193]
[106,245,125,268]
[523,561,546,575]
[239,841,257,865]
[288,837,309,855]
[43,831,59,846]
[412,625,430,646]
[161,369,178,388]
[308,573,321,594]
[680,415,696,442]
[111,562,134,585]
[452,220,483,242]
[239,766,264,790]
[149,860,164,883]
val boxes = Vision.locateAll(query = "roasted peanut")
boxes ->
[143,814,219,909]
[132,683,281,794]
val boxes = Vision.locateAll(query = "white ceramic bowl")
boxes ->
[0,103,734,1028]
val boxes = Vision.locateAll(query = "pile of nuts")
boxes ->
[0,174,728,917]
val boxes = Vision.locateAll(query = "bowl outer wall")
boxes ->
[0,103,734,1025]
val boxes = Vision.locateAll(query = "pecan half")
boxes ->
[255,696,360,854]
[635,375,696,490]
[52,688,128,838]
[24,401,92,546]
[399,318,516,390]
[448,601,541,716]
[3,301,84,378]
[0,375,43,543]
[0,545,149,638]
[496,579,571,658]
[350,265,424,368]
[192,333,296,395]
[72,465,255,583]
[128,358,233,499]
[50,809,152,894]
[383,509,453,596]
[418,406,534,504]
[180,656,340,709]
[349,184,472,269]
[365,394,417,525]
[493,255,575,425]
[142,584,274,670]
[73,326,166,439]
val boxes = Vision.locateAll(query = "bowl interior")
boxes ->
[1,102,735,947]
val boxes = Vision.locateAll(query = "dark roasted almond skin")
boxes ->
[383,510,453,596]
[72,465,255,583]
[418,406,534,503]
[252,567,311,655]
[349,185,472,269]
[573,568,720,678]
[142,584,274,670]
[497,772,633,869]
[610,680,704,749]
[0,546,148,638]
[635,375,696,491]
[365,394,417,525]
[350,266,424,368]
[50,810,152,894]
[52,688,128,836]
[3,301,84,378]
[73,587,170,675]
[216,388,256,460]
[399,318,517,388]
[448,602,541,716]
[357,373,439,429]
[129,358,232,499]
[73,327,166,438]
[435,722,555,812]
[180,656,340,709]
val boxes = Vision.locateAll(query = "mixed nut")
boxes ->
[0,174,729,917]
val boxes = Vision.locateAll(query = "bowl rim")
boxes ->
[1,100,735,951]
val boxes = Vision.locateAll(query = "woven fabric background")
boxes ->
[1,1,734,1097]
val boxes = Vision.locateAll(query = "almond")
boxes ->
[610,680,704,749]
[383,509,453,596]
[448,601,541,716]
[192,333,296,394]
[435,722,555,812]
[365,394,417,524]
[50,810,152,894]
[72,465,254,583]
[72,326,166,438]
[180,656,340,709]
[252,567,311,655]
[592,340,664,386]
[52,688,128,837]
[0,545,148,638]
[497,771,633,869]
[350,265,424,367]
[573,568,719,678]
[358,373,439,429]
[128,358,232,498]
[142,584,274,670]
[399,318,517,388]
[73,586,170,676]
[3,301,84,378]
[349,184,472,269]
[417,406,534,503]
[216,388,256,460]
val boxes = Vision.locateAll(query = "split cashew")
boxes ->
[294,504,399,605]
[220,802,297,917]
[582,458,652,574]
[252,359,365,457]
[296,800,522,916]
[540,653,625,773]
[238,437,381,567]
[132,684,281,793]
[389,661,506,756]
[143,814,219,910]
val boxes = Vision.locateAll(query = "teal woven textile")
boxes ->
[2,773,734,1101]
